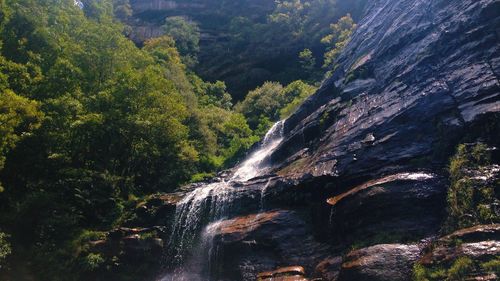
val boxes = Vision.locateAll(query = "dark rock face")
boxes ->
[257,266,308,281]
[420,224,500,266]
[86,227,165,281]
[213,0,499,279]
[339,244,422,281]
[417,225,500,280]
[327,172,447,245]
[208,210,330,281]
[275,0,500,180]
[172,0,499,279]
[314,256,342,281]
[134,0,499,280]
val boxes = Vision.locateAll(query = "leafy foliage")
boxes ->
[237,80,316,132]
[0,0,257,279]
[0,0,357,280]
[321,14,356,73]
[162,16,200,67]
[0,89,42,191]
[445,143,499,231]
[189,0,363,98]
[0,232,11,269]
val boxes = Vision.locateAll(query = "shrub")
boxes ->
[81,253,105,272]
[445,143,498,231]
[447,257,474,280]
[0,232,11,268]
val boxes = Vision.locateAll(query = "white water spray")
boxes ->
[162,121,285,280]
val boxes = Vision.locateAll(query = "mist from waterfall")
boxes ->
[160,121,284,281]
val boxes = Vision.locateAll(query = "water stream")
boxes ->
[161,121,284,280]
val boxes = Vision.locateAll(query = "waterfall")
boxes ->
[161,121,284,280]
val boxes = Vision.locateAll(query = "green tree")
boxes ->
[162,16,200,67]
[236,81,285,130]
[321,14,356,72]
[0,232,11,269]
[0,89,42,192]
[113,0,132,21]
[280,80,317,118]
[237,80,316,132]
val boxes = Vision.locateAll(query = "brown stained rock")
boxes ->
[217,211,283,238]
[339,244,421,281]
[326,172,436,206]
[460,241,500,258]
[314,256,342,281]
[420,224,500,266]
[441,224,500,243]
[260,277,309,281]
[421,240,500,266]
[257,266,306,280]
[206,210,330,281]
[327,173,446,245]
[416,224,500,280]
[108,226,163,240]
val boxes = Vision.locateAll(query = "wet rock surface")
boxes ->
[116,0,500,280]
[339,244,422,281]
[420,224,500,266]
[327,172,447,245]
[313,256,342,281]
[275,0,500,180]
[416,225,500,280]
[208,210,330,281]
[257,266,308,281]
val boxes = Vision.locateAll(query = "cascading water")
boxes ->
[161,121,284,281]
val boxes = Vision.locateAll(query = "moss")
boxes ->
[413,263,430,281]
[447,257,475,280]
[413,255,500,281]
[412,263,447,281]
[319,110,330,127]
[190,172,216,183]
[0,232,11,268]
[80,253,105,272]
[344,65,372,84]
[444,142,498,232]
[481,258,500,274]
[139,230,158,241]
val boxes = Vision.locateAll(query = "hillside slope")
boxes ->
[202,0,500,279]
[82,0,499,280]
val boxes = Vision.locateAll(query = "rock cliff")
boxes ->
[203,0,500,279]
[95,0,500,280]
[126,0,275,43]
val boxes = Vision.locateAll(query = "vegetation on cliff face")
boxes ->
[412,142,500,281]
[122,0,367,99]
[446,143,499,231]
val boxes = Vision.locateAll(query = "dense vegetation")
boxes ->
[446,143,499,230]
[0,0,361,279]
[412,142,500,281]
[124,0,367,98]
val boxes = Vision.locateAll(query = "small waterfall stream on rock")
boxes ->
[160,121,284,281]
